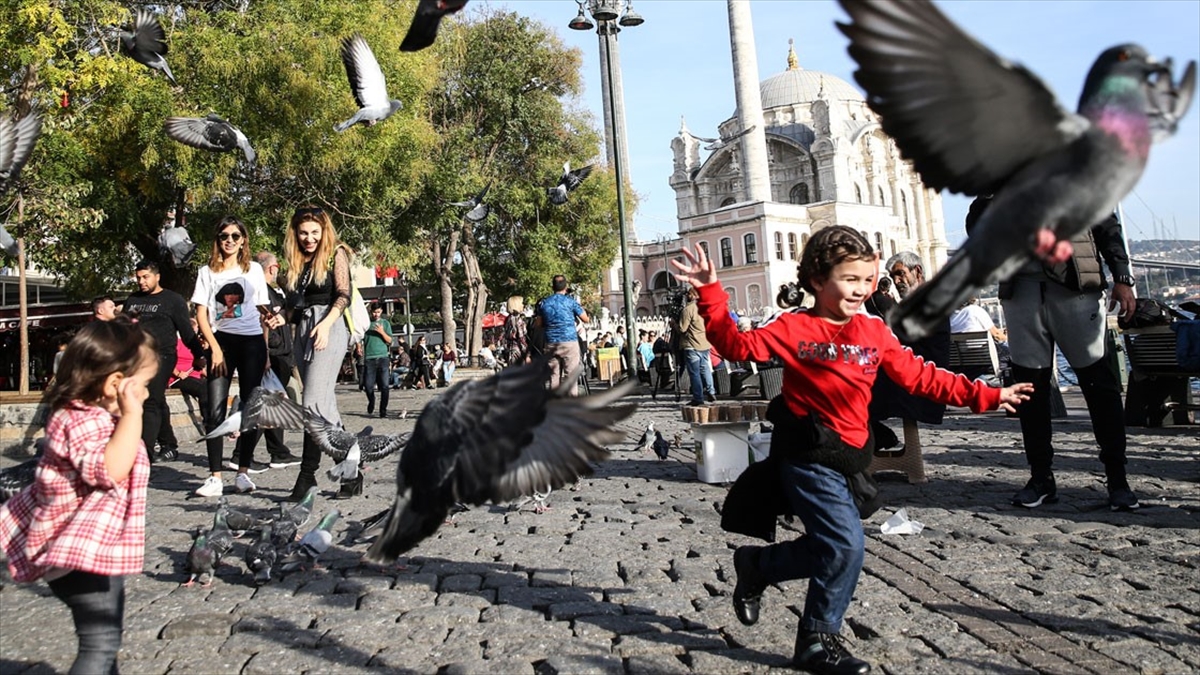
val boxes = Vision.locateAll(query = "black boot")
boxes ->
[731,546,766,626]
[288,472,317,502]
[793,629,871,675]
[335,474,364,499]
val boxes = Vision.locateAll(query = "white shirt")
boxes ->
[479,346,496,365]
[950,303,996,334]
[191,262,270,336]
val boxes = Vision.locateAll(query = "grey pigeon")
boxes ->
[206,507,235,563]
[340,508,391,547]
[283,486,318,531]
[244,525,278,585]
[0,455,38,502]
[0,112,42,194]
[399,0,468,52]
[363,359,636,564]
[118,9,176,85]
[157,225,195,267]
[449,184,490,223]
[183,533,216,587]
[217,497,265,536]
[306,412,410,482]
[270,508,299,550]
[688,125,757,152]
[652,431,671,461]
[198,387,304,441]
[335,35,403,132]
[164,115,256,164]
[280,509,341,572]
[547,162,593,205]
[635,422,655,454]
[835,0,1196,342]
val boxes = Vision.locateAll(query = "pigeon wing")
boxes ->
[341,35,391,110]
[1147,60,1197,142]
[0,114,42,192]
[164,117,228,152]
[835,0,1083,196]
[132,10,168,57]
[359,432,411,463]
[0,457,38,503]
[564,164,593,191]
[233,127,257,164]
[305,412,352,463]
[399,0,467,52]
[241,388,304,432]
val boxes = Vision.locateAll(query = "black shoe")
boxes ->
[287,473,317,502]
[334,474,364,500]
[793,630,871,674]
[379,410,387,419]
[732,546,766,626]
[705,393,716,403]
[1107,480,1140,511]
[1012,475,1058,508]
[269,452,301,469]
[366,405,374,415]
[156,447,179,462]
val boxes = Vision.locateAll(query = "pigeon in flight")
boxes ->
[547,162,593,206]
[400,0,469,52]
[0,454,38,502]
[449,184,490,223]
[157,225,195,267]
[0,224,18,259]
[164,115,256,164]
[183,533,216,587]
[119,9,176,85]
[244,525,278,585]
[306,412,410,482]
[280,509,341,572]
[363,359,636,564]
[652,431,671,461]
[198,388,304,441]
[835,0,1196,342]
[335,35,403,133]
[0,112,42,195]
[688,125,757,152]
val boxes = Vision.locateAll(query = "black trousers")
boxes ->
[141,352,177,460]
[204,332,267,473]
[48,571,125,675]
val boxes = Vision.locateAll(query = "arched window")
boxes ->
[724,286,738,312]
[774,232,784,260]
[788,233,799,261]
[720,197,737,207]
[877,187,886,206]
[744,233,758,264]
[789,183,811,205]
[719,238,734,267]
[698,241,710,259]
[747,284,762,310]
[874,233,884,258]
[854,184,863,204]
[889,239,897,258]
[900,191,912,238]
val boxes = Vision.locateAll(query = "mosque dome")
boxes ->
[759,39,864,108]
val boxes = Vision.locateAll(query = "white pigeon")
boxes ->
[635,422,655,454]
[335,34,403,133]
[306,412,409,481]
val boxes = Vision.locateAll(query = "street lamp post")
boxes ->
[569,0,643,377]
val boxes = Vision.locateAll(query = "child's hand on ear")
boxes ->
[671,245,719,288]
[117,376,149,416]
[997,381,1034,413]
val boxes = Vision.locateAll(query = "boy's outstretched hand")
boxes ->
[997,382,1034,413]
[670,244,719,288]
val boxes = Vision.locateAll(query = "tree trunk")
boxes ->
[459,222,489,364]
[432,228,460,353]
[17,196,29,395]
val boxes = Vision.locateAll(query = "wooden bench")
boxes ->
[1123,324,1199,424]
[947,331,1000,379]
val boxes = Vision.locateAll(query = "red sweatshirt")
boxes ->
[697,283,1001,448]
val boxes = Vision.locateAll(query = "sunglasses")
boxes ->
[293,207,325,220]
[217,232,243,242]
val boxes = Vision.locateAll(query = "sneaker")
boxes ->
[1012,475,1058,508]
[156,447,179,462]
[235,473,257,493]
[732,546,767,626]
[1108,483,1140,511]
[224,459,271,474]
[792,630,871,675]
[269,452,301,469]
[194,476,223,498]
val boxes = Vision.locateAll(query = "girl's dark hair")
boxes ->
[796,225,876,294]
[43,317,156,412]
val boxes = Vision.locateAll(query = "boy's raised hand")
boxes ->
[997,381,1034,413]
[670,244,719,289]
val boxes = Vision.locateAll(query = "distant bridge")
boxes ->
[1129,257,1200,272]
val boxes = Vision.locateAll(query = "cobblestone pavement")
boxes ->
[1,378,1198,674]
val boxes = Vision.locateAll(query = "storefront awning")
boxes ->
[0,302,93,332]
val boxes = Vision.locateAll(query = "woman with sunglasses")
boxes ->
[282,206,354,501]
[190,216,275,498]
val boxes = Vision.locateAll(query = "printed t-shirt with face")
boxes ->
[191,261,270,336]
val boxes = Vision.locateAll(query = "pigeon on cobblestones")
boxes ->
[836,0,1197,341]
[306,412,410,481]
[635,423,655,454]
[547,162,593,206]
[244,525,278,585]
[281,509,340,572]
[283,485,318,530]
[0,112,42,195]
[164,114,256,164]
[206,507,235,563]
[217,497,266,536]
[183,534,216,587]
[653,431,671,461]
[335,35,403,133]
[270,512,298,551]
[119,9,176,84]
[400,0,468,52]
[364,359,636,563]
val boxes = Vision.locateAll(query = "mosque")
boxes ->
[599,4,950,322]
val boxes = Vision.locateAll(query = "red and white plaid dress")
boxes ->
[0,402,149,582]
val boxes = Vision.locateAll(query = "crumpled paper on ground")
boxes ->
[880,508,924,535]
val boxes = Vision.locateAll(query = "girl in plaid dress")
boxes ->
[0,318,158,674]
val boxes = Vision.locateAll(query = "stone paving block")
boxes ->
[531,568,573,587]
[392,571,440,593]
[498,585,602,608]
[436,589,496,608]
[535,651,624,674]
[688,647,790,673]
[162,650,250,674]
[444,657,536,674]
[480,603,547,625]
[625,653,691,673]
[222,629,323,654]
[440,573,483,592]
[234,612,318,633]
[335,575,393,595]
[160,611,237,638]
[397,603,481,628]
[548,600,624,621]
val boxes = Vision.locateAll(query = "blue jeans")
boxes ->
[390,367,409,388]
[684,348,715,404]
[441,360,456,384]
[756,461,863,634]
[363,357,390,413]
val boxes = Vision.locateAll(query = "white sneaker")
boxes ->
[235,473,257,493]
[194,476,223,498]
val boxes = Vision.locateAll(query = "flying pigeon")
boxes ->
[306,412,411,482]
[183,533,216,587]
[0,112,42,195]
[157,225,195,267]
[198,388,304,441]
[217,497,266,536]
[688,125,757,152]
[652,431,671,461]
[835,0,1196,342]
[449,184,490,223]
[547,162,593,206]
[335,35,403,133]
[0,455,38,502]
[118,9,176,85]
[280,509,341,572]
[244,525,278,585]
[363,359,636,564]
[163,115,256,164]
[399,0,468,52]
[0,224,15,258]
[635,423,655,454]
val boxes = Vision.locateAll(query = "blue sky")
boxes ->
[496,0,1200,248]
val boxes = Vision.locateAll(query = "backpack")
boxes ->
[344,285,370,346]
[1118,298,1182,330]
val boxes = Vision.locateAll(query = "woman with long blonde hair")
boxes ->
[283,206,354,500]
[190,216,275,498]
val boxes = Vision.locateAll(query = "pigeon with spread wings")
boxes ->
[547,162,593,206]
[363,359,635,563]
[164,114,257,164]
[835,0,1195,342]
[335,34,403,132]
[306,413,410,481]
[119,9,176,84]
[0,112,42,195]
[400,0,468,52]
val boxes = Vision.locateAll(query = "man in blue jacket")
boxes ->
[535,275,589,396]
